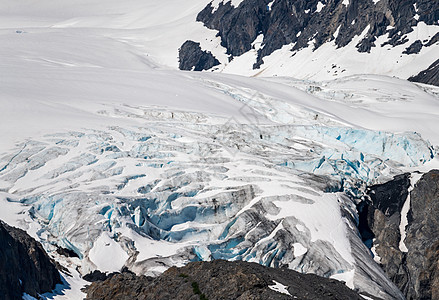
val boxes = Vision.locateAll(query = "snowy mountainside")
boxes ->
[0,1,439,299]
[2,0,438,81]
[180,0,439,81]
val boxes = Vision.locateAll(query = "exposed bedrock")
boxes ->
[85,260,364,300]
[0,221,62,300]
[409,58,439,87]
[179,40,220,71]
[364,170,439,299]
[178,0,439,70]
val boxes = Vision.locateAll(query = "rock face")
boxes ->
[365,170,439,300]
[364,173,410,294]
[0,221,62,300]
[180,0,439,74]
[367,173,410,217]
[404,170,439,299]
[403,40,423,55]
[179,40,220,71]
[409,58,439,87]
[85,260,364,300]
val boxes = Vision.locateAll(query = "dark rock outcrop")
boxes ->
[426,32,439,47]
[83,270,114,283]
[83,267,135,283]
[409,58,439,87]
[367,173,410,217]
[85,260,364,300]
[179,40,220,71]
[364,170,439,299]
[403,40,423,55]
[362,173,410,294]
[56,246,80,258]
[404,170,439,299]
[180,0,439,70]
[197,0,269,58]
[0,221,62,300]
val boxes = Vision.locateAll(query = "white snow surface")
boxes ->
[89,232,129,272]
[40,269,88,300]
[316,2,325,13]
[292,242,307,257]
[331,269,355,289]
[268,280,292,296]
[211,0,245,11]
[0,1,437,300]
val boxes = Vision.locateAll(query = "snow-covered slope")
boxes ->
[183,0,439,81]
[3,0,438,81]
[0,1,438,299]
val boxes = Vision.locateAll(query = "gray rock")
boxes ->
[403,40,423,55]
[364,170,439,299]
[85,260,365,300]
[180,0,439,70]
[0,221,62,300]
[197,0,268,58]
[179,40,220,71]
[367,173,410,218]
[404,170,439,299]
[425,32,439,47]
[409,58,439,87]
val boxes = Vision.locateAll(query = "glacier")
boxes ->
[0,1,438,299]
[0,112,434,299]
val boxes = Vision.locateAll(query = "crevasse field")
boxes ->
[1,1,438,299]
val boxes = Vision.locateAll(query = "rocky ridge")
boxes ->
[85,259,365,300]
